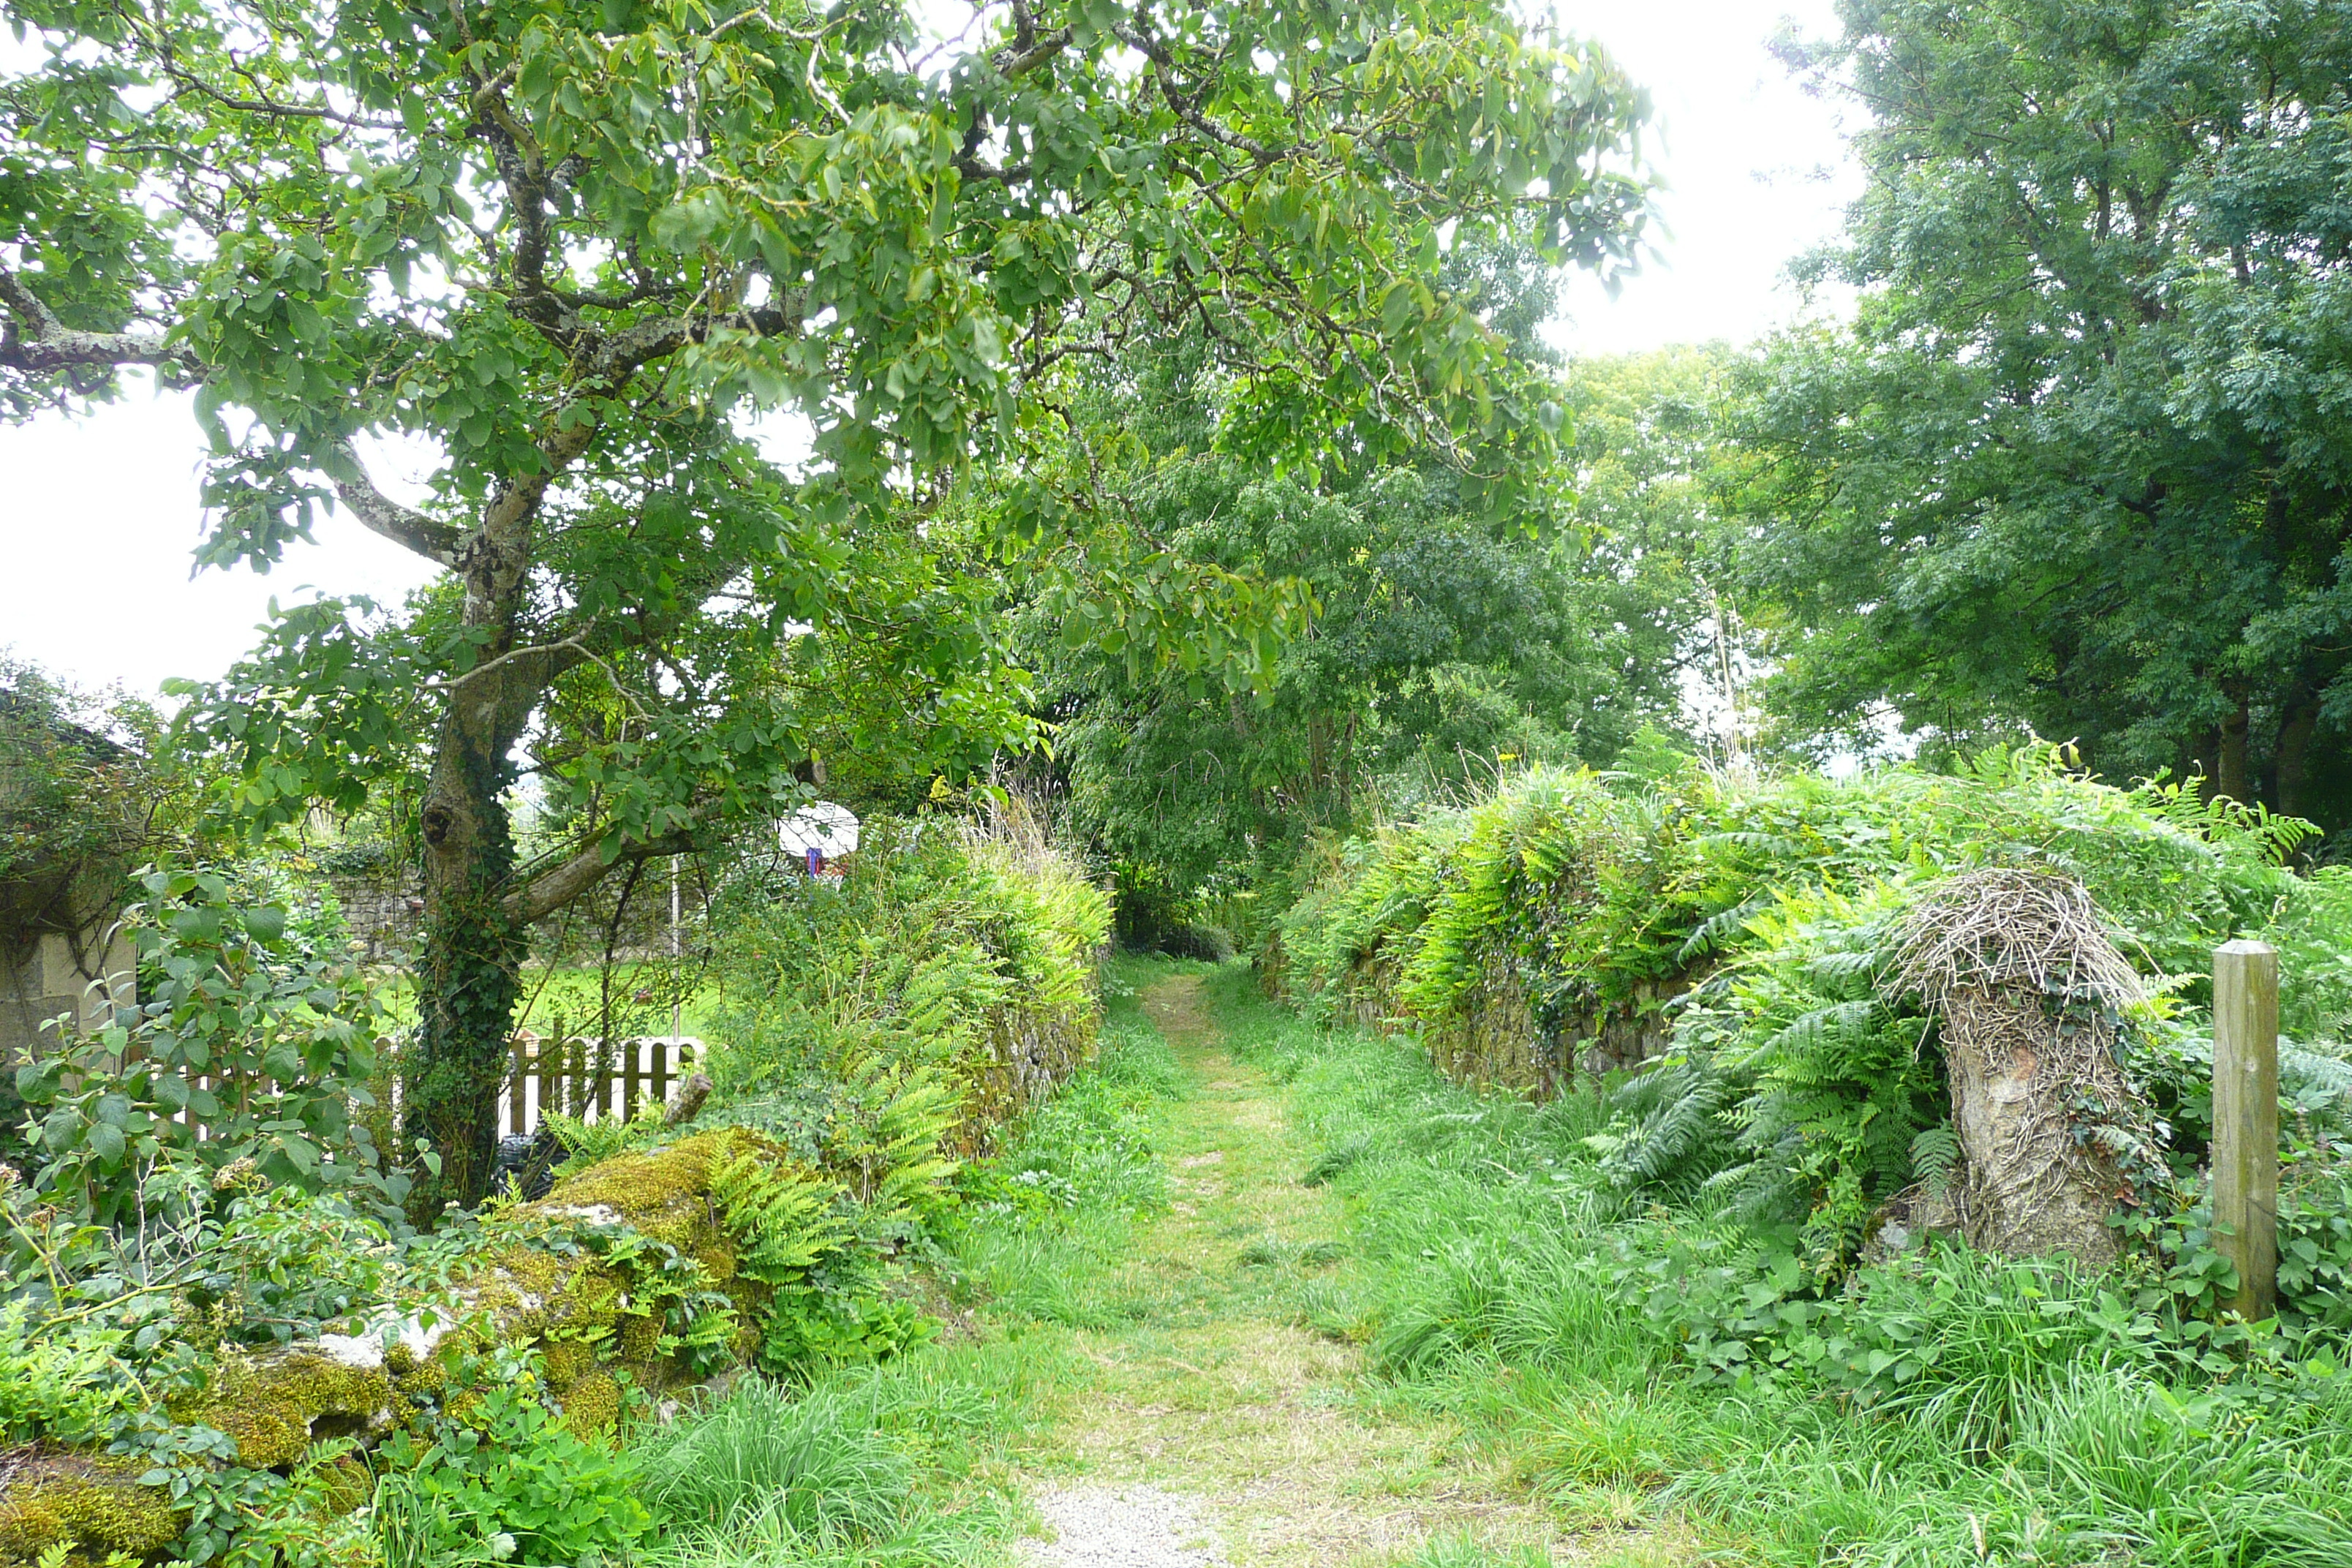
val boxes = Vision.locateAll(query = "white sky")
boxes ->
[0,1,1858,700]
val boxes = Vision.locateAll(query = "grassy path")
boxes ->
[1007,973,1630,1568]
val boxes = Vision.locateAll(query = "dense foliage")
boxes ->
[0,809,1109,1567]
[15,867,404,1226]
[1029,259,1708,932]
[1729,0,2352,826]
[1278,747,2352,1274]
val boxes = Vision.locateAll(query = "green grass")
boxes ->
[375,965,731,1039]
[939,957,1185,1330]
[617,959,1183,1568]
[573,956,2352,1567]
[1201,962,2352,1566]
[632,1350,1044,1568]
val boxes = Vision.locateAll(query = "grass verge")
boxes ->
[622,956,1186,1568]
[1205,963,2352,1567]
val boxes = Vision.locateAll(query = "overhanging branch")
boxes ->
[325,437,464,567]
[0,264,192,376]
[505,823,704,926]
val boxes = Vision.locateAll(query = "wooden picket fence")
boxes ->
[154,1033,702,1142]
[499,1033,703,1135]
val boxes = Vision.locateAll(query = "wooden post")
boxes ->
[2213,939,2280,1321]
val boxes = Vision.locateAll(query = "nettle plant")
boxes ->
[3,0,1651,1213]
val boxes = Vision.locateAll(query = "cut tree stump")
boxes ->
[1896,869,2149,1267]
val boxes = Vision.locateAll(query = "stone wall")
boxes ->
[328,872,423,962]
[0,929,136,1060]
[1282,949,1689,1100]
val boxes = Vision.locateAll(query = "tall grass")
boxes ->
[636,1377,915,1541]
[1202,963,2352,1566]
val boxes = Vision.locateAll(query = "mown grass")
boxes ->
[1205,963,2352,1567]
[619,957,1185,1567]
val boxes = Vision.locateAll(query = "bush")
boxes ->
[1275,745,2352,1275]
[374,1349,651,1568]
[0,1300,141,1446]
[706,814,1109,1151]
[13,864,402,1228]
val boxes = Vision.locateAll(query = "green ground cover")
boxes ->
[613,953,2352,1567]
[1209,964,2352,1565]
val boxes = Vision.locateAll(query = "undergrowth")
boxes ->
[1275,746,2352,1278]
[1210,965,2352,1566]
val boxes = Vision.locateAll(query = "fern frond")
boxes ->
[710,1137,852,1284]
[1909,1125,1961,1199]
[1678,894,1769,963]
[1603,1058,1735,1191]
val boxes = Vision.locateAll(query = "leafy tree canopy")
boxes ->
[1734,0,2352,825]
[1032,270,1719,931]
[0,0,1651,1204]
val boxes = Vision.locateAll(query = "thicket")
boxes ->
[0,815,1109,1568]
[1275,746,2352,1286]
[704,810,1112,1145]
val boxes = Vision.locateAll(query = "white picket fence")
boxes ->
[152,1033,704,1142]
[497,1033,704,1135]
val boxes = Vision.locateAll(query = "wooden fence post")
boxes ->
[2213,939,2280,1322]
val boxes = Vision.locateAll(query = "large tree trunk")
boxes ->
[403,709,528,1221]
[2217,692,2253,804]
[2276,698,2319,820]
[397,478,555,1220]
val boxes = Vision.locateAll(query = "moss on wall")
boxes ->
[0,1450,184,1568]
[166,1351,392,1469]
[450,1129,810,1422]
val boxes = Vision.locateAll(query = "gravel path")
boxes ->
[1021,1485,1228,1567]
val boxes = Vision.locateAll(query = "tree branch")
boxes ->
[325,437,464,567]
[504,823,704,926]
[0,264,191,376]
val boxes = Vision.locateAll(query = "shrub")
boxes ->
[374,1349,651,1568]
[706,815,1108,1150]
[0,1301,140,1446]
[14,865,402,1228]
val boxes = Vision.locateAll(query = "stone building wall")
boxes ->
[1,929,137,1060]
